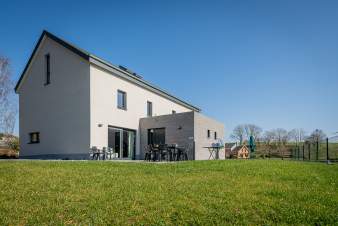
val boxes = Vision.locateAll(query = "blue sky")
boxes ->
[1,0,338,139]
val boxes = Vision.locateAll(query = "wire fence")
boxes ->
[291,138,338,162]
[254,137,338,163]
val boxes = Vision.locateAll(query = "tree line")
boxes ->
[230,124,327,146]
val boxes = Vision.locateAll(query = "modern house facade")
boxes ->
[15,31,224,160]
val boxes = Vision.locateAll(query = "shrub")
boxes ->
[3,135,19,152]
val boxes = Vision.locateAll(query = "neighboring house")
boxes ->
[224,142,237,158]
[15,30,224,160]
[229,145,250,159]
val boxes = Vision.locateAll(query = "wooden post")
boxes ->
[302,145,305,161]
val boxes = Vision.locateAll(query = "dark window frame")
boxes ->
[147,101,153,117]
[214,131,217,140]
[29,132,40,144]
[207,130,211,138]
[117,90,127,110]
[44,54,51,85]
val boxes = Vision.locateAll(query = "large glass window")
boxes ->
[108,127,135,159]
[117,90,127,110]
[148,128,165,145]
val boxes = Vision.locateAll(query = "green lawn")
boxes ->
[0,160,337,225]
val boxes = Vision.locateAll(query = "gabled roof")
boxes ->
[15,30,201,112]
[232,145,249,153]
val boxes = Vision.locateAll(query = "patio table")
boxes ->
[203,146,223,160]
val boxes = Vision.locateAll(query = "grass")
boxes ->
[0,160,337,225]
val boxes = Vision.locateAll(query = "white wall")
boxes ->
[18,37,90,158]
[194,112,225,160]
[90,64,192,158]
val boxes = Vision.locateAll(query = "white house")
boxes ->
[15,31,224,160]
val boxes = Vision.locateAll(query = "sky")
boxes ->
[1,0,338,139]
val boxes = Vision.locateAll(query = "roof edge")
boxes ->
[89,56,201,112]
[15,30,90,93]
[14,30,201,112]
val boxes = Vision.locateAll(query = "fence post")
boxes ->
[302,145,305,161]
[308,143,311,161]
[316,141,319,161]
[326,137,329,162]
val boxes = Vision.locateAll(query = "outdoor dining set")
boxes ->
[89,146,117,160]
[144,143,190,162]
[89,142,224,161]
[88,143,191,161]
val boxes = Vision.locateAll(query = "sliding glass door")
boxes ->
[108,127,135,159]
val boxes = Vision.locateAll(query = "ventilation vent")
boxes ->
[118,65,142,79]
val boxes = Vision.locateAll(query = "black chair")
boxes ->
[182,143,193,161]
[149,144,159,161]
[101,147,107,160]
[176,144,190,161]
[158,144,168,161]
[166,144,176,161]
[90,146,100,160]
[144,145,151,161]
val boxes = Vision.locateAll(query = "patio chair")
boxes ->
[101,147,107,160]
[90,146,100,160]
[158,144,168,161]
[144,145,151,161]
[150,144,160,161]
[181,143,193,161]
[169,144,179,161]
[107,147,113,160]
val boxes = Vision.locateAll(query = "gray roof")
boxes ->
[15,30,201,112]
[224,143,236,149]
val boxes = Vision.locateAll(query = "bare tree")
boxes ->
[230,125,246,145]
[308,129,326,143]
[0,57,11,107]
[275,128,288,145]
[244,124,262,141]
[288,128,305,145]
[263,130,276,145]
[0,56,17,135]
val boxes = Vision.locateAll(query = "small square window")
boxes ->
[117,90,127,110]
[29,132,40,144]
[172,110,176,114]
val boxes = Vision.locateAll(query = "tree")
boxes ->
[288,128,305,145]
[244,124,262,141]
[230,125,245,145]
[0,56,17,135]
[263,130,276,144]
[308,129,326,143]
[274,128,288,145]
